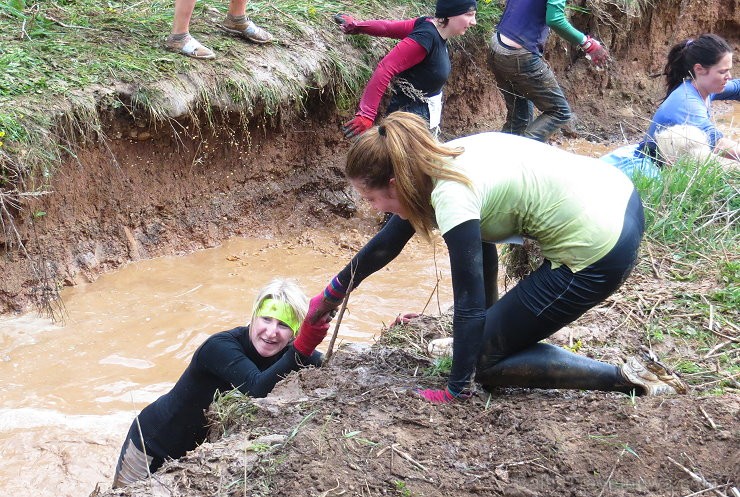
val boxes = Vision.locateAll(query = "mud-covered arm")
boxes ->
[335,215,416,289]
[442,219,487,394]
[545,0,586,46]
[197,334,321,398]
[356,38,428,121]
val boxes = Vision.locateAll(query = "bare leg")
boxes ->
[227,0,247,16]
[172,0,197,35]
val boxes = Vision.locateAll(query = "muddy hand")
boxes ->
[342,115,373,139]
[581,35,609,67]
[391,312,420,327]
[333,13,359,34]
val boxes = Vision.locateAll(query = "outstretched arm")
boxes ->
[306,216,416,323]
[336,15,417,39]
[198,332,321,398]
[350,37,428,127]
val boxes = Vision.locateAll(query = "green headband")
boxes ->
[256,298,300,335]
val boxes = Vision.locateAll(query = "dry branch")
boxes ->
[668,457,728,497]
[323,265,356,365]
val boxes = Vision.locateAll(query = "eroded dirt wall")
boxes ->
[1,0,738,313]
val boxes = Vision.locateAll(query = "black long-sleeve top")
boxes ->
[133,326,321,460]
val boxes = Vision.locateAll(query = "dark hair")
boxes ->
[435,0,477,19]
[663,34,732,99]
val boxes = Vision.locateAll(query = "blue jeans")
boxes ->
[488,35,571,142]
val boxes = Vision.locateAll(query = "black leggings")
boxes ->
[476,189,644,394]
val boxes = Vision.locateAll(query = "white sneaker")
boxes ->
[620,348,688,395]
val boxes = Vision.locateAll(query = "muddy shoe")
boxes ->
[620,348,688,395]
[221,17,273,44]
[165,34,215,59]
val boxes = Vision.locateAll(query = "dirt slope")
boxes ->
[98,336,739,497]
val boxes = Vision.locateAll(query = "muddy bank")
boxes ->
[1,0,738,314]
[99,335,740,497]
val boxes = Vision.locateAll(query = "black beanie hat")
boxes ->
[435,0,477,18]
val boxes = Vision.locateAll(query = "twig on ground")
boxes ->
[646,245,663,278]
[682,484,733,497]
[668,457,728,497]
[391,443,428,472]
[698,406,717,430]
[598,448,625,497]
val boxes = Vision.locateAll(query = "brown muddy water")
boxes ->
[0,232,453,497]
[1,103,737,497]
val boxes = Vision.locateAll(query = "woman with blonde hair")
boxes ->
[307,111,686,404]
[113,278,329,486]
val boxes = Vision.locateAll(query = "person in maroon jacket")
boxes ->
[113,278,329,487]
[335,0,478,138]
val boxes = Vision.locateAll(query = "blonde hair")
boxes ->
[249,278,308,330]
[345,112,472,240]
[655,125,712,164]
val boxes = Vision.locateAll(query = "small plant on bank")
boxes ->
[424,355,453,377]
[207,387,258,439]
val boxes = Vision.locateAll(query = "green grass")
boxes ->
[629,156,739,394]
[0,0,502,181]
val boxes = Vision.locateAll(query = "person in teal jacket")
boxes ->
[489,0,608,142]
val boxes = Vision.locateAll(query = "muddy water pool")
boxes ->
[1,101,737,497]
[0,233,453,497]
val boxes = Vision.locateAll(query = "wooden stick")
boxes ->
[322,266,356,365]
[391,444,428,472]
[668,457,728,497]
[698,405,717,430]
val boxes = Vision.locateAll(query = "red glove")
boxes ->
[415,387,472,404]
[342,115,373,139]
[581,35,609,67]
[334,13,360,34]
[334,14,416,38]
[391,313,420,327]
[305,276,347,324]
[293,318,330,357]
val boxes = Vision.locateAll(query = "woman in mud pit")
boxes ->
[641,33,739,163]
[335,0,477,139]
[306,111,688,404]
[113,279,329,487]
[602,33,739,176]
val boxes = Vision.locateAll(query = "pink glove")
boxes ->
[391,313,420,327]
[334,13,360,34]
[415,387,472,404]
[293,318,330,357]
[305,276,347,324]
[342,115,373,139]
[334,14,416,39]
[581,35,609,66]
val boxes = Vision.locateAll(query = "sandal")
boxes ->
[165,34,215,60]
[221,18,273,44]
